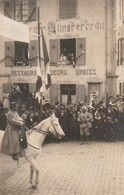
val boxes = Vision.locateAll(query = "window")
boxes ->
[49,38,86,66]
[4,0,36,21]
[5,40,38,67]
[119,82,124,95]
[14,42,28,66]
[59,39,76,65]
[60,84,76,104]
[14,0,28,21]
[59,0,76,19]
[118,38,124,65]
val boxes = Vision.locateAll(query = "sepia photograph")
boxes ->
[0,0,124,194]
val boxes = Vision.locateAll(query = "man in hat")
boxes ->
[1,102,25,161]
[58,108,69,141]
[77,106,91,144]
[104,116,115,142]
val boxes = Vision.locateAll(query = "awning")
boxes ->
[0,14,29,43]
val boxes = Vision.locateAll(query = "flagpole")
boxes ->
[37,7,41,69]
[37,7,42,106]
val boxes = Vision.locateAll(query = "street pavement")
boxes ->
[0,141,124,195]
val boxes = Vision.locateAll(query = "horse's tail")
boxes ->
[0,130,4,152]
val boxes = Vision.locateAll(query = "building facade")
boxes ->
[0,0,119,105]
[115,0,124,97]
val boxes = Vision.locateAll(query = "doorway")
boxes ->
[88,83,100,105]
[60,84,76,104]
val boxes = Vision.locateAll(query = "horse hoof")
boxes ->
[32,185,37,189]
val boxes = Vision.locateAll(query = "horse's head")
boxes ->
[48,113,65,139]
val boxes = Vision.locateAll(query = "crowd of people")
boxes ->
[1,89,124,145]
[59,53,75,66]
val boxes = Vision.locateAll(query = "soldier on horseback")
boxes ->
[1,102,27,161]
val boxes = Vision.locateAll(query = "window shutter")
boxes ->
[49,39,58,65]
[122,0,124,23]
[76,38,86,65]
[59,0,68,19]
[4,0,13,18]
[29,83,36,93]
[29,40,37,66]
[59,0,76,19]
[76,85,85,102]
[68,0,76,18]
[121,39,124,64]
[2,83,12,94]
[118,39,122,65]
[5,42,14,67]
[28,0,37,21]
[50,84,59,105]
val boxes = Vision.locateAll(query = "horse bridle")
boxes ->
[28,118,60,150]
[50,119,61,138]
[32,118,60,137]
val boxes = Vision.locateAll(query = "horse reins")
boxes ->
[50,120,60,138]
[27,119,60,150]
[32,128,48,135]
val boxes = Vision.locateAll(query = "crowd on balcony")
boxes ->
[0,87,124,145]
[59,53,75,66]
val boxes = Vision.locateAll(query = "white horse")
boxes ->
[0,113,65,189]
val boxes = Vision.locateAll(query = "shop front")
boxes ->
[49,66,105,105]
[1,68,36,102]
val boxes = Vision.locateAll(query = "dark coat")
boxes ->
[0,111,7,130]
[26,116,34,129]
[58,113,69,134]
[1,111,24,155]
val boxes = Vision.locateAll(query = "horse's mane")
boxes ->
[27,114,57,137]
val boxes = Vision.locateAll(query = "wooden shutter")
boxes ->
[50,84,59,105]
[122,0,124,23]
[29,83,36,93]
[118,39,122,65]
[4,0,13,18]
[59,0,76,19]
[76,85,85,102]
[5,42,14,67]
[29,40,37,66]
[49,39,58,65]
[59,0,68,19]
[28,0,37,21]
[121,39,124,64]
[76,38,86,65]
[2,83,12,94]
[68,0,76,18]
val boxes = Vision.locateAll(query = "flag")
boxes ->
[36,62,42,93]
[35,29,51,103]
[41,29,52,89]
[35,60,44,103]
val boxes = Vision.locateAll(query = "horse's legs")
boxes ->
[30,166,34,184]
[34,156,39,186]
[25,155,39,187]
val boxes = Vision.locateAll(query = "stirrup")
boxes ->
[12,154,19,161]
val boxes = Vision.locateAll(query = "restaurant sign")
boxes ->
[11,69,96,77]
[47,21,104,35]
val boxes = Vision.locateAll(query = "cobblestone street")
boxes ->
[1,141,124,195]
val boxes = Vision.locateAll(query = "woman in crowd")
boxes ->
[3,89,10,109]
